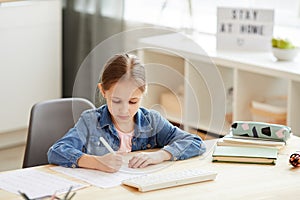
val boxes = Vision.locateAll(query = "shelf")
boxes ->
[139,33,300,136]
[234,70,288,121]
[139,33,300,79]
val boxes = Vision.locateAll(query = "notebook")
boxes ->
[217,135,285,149]
[212,146,278,165]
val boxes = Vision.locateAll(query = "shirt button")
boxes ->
[133,142,136,145]
[173,157,178,161]
[71,164,76,168]
[146,144,151,148]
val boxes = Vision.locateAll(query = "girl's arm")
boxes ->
[153,110,206,161]
[47,126,87,168]
[127,110,205,168]
[128,149,171,168]
[78,153,123,173]
[47,111,91,168]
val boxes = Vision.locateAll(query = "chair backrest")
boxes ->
[23,98,96,168]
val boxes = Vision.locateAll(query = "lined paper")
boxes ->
[0,168,88,199]
[51,156,173,188]
[51,166,137,188]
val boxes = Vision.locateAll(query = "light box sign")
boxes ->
[217,7,274,51]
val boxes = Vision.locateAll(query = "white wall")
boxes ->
[0,0,62,133]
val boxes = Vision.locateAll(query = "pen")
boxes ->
[68,192,76,200]
[99,137,116,155]
[64,186,73,199]
[18,191,30,200]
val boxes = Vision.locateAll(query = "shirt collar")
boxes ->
[98,105,113,129]
[135,108,153,132]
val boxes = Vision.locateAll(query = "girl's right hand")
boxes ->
[78,153,123,173]
[94,153,123,173]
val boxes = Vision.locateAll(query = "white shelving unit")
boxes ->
[138,33,300,136]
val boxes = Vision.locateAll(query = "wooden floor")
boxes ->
[0,128,27,172]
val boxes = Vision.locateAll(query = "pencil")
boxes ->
[99,137,116,155]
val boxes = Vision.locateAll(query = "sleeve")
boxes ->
[151,111,206,160]
[47,111,91,168]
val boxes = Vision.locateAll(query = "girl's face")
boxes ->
[100,80,143,125]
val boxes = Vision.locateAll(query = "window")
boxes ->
[124,0,300,35]
[67,0,300,45]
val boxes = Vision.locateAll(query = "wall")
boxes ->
[0,0,62,133]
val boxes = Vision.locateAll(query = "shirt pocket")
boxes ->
[142,137,157,150]
[87,135,109,155]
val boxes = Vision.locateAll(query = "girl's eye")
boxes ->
[112,100,121,104]
[111,99,139,104]
[129,101,138,104]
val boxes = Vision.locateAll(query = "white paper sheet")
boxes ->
[0,168,88,199]
[51,156,173,188]
[51,166,137,188]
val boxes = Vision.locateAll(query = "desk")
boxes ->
[1,136,300,200]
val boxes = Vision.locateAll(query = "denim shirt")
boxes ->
[47,105,206,168]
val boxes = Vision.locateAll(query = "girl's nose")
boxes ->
[119,103,129,113]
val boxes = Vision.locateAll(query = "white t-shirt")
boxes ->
[116,128,134,153]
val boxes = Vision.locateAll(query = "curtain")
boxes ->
[62,0,125,105]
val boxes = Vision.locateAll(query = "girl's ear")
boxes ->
[98,83,106,98]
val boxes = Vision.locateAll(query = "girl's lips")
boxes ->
[117,115,130,120]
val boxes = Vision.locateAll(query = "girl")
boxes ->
[47,53,206,173]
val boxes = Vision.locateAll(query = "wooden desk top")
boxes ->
[1,136,300,200]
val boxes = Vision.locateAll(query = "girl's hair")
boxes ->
[101,53,146,92]
[95,53,146,107]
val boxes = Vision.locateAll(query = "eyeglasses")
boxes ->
[18,186,76,200]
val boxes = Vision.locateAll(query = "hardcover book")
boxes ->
[212,146,278,165]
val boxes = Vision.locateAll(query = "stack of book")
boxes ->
[212,134,284,165]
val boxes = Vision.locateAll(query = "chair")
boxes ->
[23,98,96,168]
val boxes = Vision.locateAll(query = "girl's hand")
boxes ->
[78,153,123,173]
[94,153,123,172]
[128,150,171,168]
